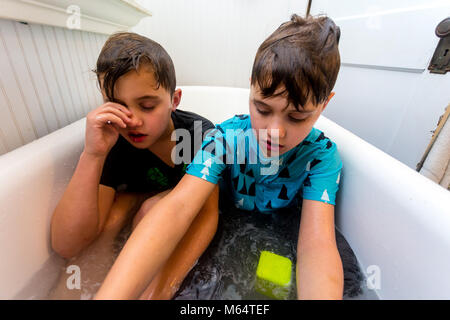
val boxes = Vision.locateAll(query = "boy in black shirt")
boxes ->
[50,33,218,299]
[100,109,213,194]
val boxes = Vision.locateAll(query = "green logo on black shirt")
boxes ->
[146,167,169,187]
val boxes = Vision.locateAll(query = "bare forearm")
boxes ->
[51,151,106,257]
[296,243,343,300]
[95,196,196,299]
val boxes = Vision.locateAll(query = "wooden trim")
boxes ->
[417,103,450,171]
[0,0,151,35]
[306,0,312,17]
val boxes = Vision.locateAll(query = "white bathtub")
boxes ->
[1,86,449,299]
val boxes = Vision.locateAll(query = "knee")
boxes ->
[132,193,165,230]
[141,196,161,213]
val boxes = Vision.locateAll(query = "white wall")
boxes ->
[132,0,309,88]
[1,0,448,169]
[312,0,450,169]
[134,0,450,169]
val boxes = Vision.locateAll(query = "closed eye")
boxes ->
[289,116,307,123]
[256,107,270,115]
[140,105,155,111]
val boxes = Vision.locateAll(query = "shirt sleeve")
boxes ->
[301,142,342,205]
[186,125,228,184]
[171,109,215,164]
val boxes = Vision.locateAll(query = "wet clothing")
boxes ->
[100,109,215,193]
[186,114,343,213]
[180,115,362,300]
[175,199,364,299]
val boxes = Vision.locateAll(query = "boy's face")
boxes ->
[249,83,332,157]
[100,64,181,149]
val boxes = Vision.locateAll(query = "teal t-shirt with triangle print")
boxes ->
[186,114,342,213]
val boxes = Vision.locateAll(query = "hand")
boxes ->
[84,102,137,157]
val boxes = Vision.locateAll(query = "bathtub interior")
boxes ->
[1,86,450,299]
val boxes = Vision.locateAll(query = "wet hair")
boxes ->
[251,14,341,109]
[94,32,176,101]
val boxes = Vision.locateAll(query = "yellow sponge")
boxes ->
[255,251,292,300]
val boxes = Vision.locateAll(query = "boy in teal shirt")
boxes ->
[188,113,341,211]
[96,14,344,299]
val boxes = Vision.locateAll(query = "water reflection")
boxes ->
[174,204,365,300]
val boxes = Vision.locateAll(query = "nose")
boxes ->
[127,111,143,128]
[267,120,286,142]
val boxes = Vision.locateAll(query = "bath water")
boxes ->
[173,206,376,300]
[22,204,377,300]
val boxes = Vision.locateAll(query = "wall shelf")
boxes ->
[0,0,151,34]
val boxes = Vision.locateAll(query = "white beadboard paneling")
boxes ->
[0,80,23,151]
[73,30,99,111]
[0,17,107,156]
[94,33,103,53]
[1,20,49,138]
[95,33,107,54]
[42,25,78,123]
[0,26,37,145]
[80,30,100,108]
[29,23,70,127]
[0,128,7,154]
[84,31,103,106]
[63,28,92,116]
[13,21,61,133]
[53,27,84,120]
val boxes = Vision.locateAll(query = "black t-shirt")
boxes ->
[100,109,215,193]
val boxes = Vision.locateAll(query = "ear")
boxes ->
[171,88,182,111]
[322,92,335,111]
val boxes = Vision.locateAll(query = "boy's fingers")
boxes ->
[103,102,132,116]
[98,106,133,124]
[96,113,127,129]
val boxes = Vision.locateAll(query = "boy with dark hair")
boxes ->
[96,15,345,299]
[50,32,219,299]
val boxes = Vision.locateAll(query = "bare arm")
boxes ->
[50,151,114,258]
[296,199,344,299]
[51,102,139,258]
[95,174,216,299]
